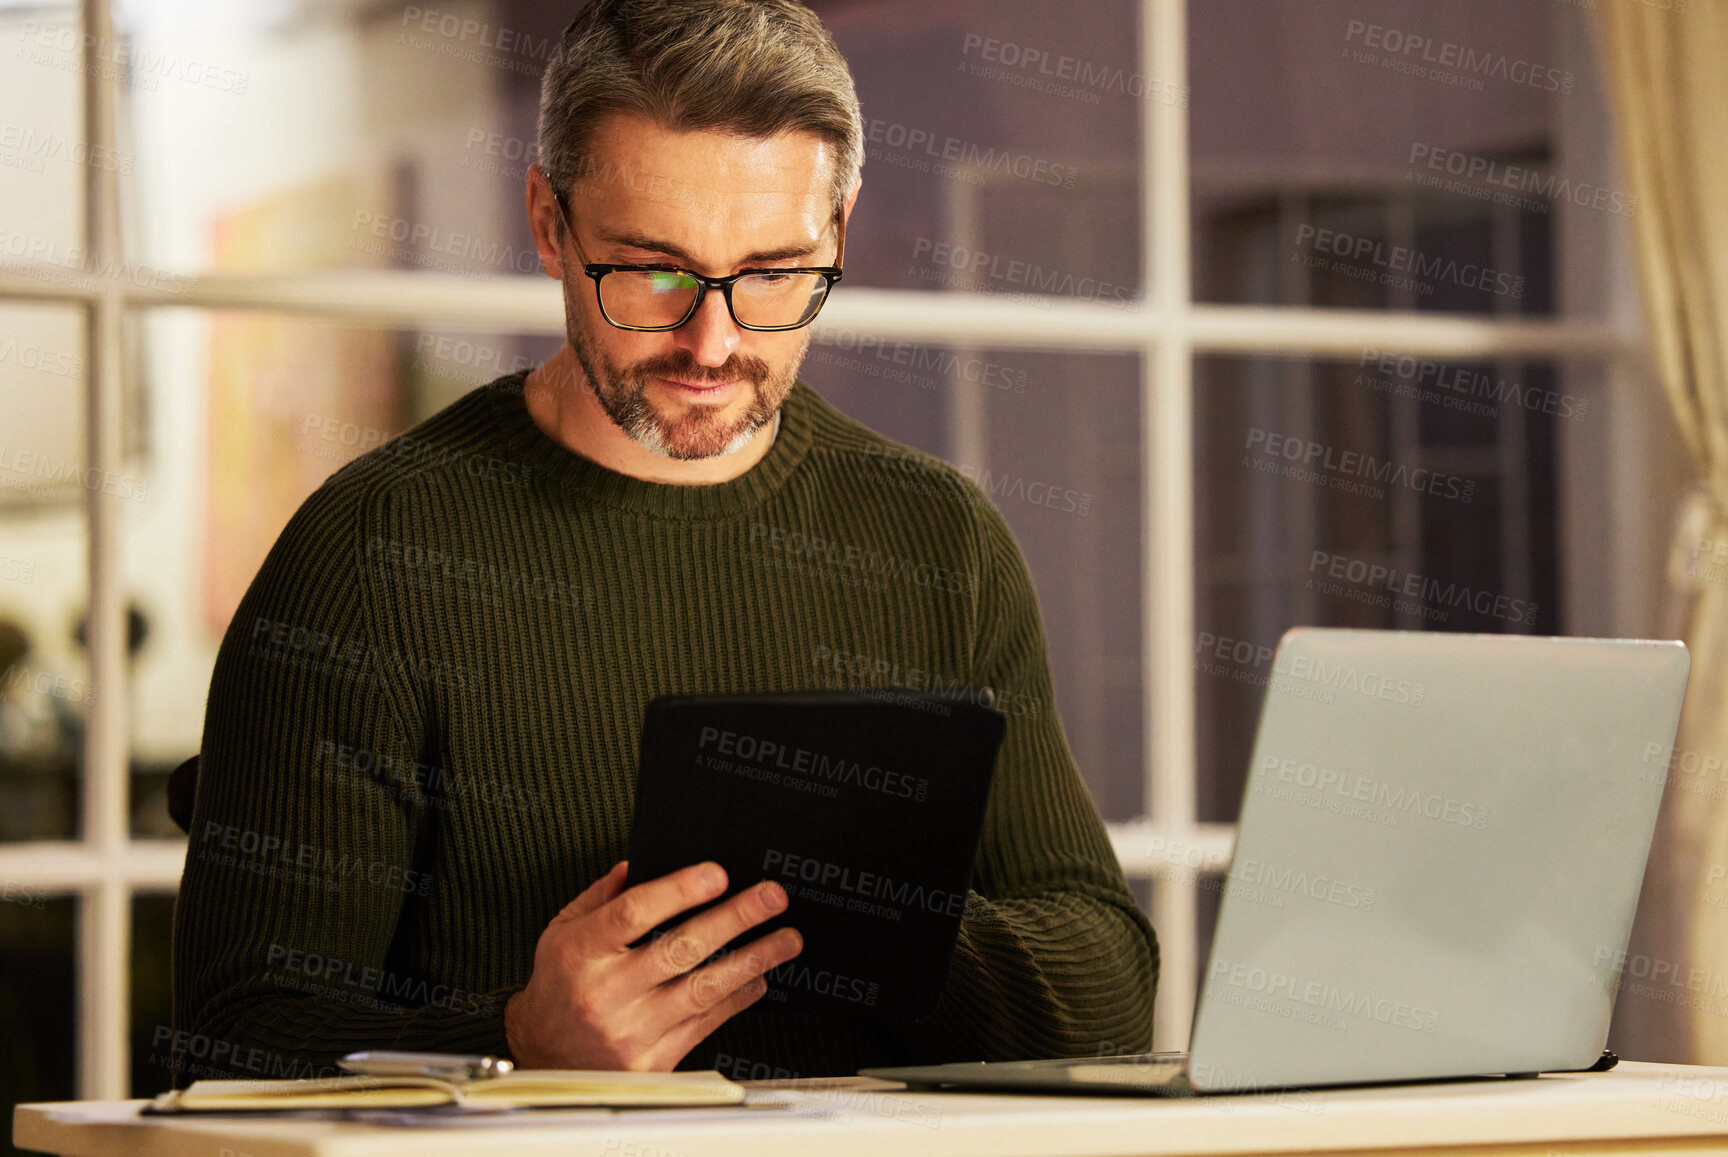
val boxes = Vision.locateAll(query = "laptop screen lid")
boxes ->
[1188,629,1688,1092]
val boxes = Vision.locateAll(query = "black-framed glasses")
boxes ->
[551,188,844,332]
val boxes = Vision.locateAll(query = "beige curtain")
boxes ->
[1597,4,1728,1062]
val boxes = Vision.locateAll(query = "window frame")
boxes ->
[0,0,1628,1097]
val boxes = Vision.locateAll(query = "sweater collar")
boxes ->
[485,370,814,519]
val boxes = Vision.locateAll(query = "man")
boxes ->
[173,0,1156,1079]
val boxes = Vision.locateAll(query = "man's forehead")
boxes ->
[572,112,835,228]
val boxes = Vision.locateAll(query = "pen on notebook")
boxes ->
[339,1050,513,1080]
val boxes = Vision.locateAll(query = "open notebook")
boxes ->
[148,1069,745,1112]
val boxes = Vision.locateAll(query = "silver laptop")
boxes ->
[864,628,1690,1095]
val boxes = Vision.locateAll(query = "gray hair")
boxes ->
[537,0,864,218]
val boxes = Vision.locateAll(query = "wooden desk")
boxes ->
[17,1061,1728,1157]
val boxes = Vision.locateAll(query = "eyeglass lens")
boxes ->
[598,270,831,329]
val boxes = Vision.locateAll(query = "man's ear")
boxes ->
[526,163,565,280]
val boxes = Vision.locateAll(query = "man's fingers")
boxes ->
[659,927,803,1021]
[641,975,772,1073]
[642,881,791,982]
[553,860,630,924]
[591,862,730,952]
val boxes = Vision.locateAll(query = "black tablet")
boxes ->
[625,690,1005,1019]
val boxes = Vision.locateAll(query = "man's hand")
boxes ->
[503,860,802,1070]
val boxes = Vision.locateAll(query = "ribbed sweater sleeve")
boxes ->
[171,474,512,1083]
[892,490,1159,1061]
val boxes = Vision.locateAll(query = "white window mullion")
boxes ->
[80,0,131,1102]
[77,881,129,1100]
[1144,0,1199,1052]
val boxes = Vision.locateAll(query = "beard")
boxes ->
[566,301,808,461]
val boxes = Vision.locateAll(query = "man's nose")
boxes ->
[675,287,742,367]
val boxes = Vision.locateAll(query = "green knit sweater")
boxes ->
[171,372,1158,1082]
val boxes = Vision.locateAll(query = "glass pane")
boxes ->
[1193,355,1575,822]
[814,0,1144,301]
[124,311,551,836]
[115,4,560,281]
[0,7,83,276]
[1191,0,1619,318]
[803,341,1143,820]
[0,894,76,1153]
[131,892,176,1097]
[0,303,88,506]
[0,304,91,842]
[96,0,1130,300]
[117,2,1146,300]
